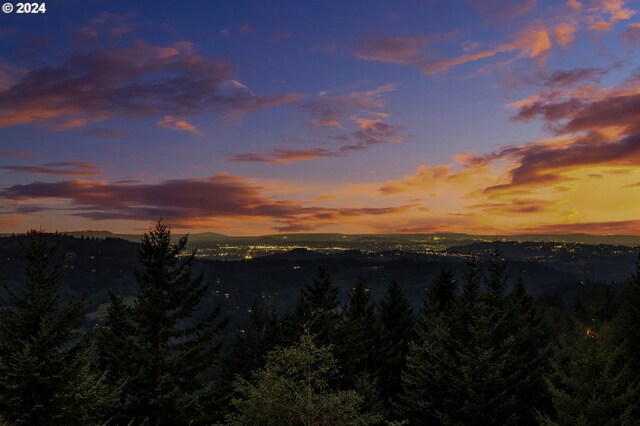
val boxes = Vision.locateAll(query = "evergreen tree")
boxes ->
[451,300,520,425]
[377,280,414,405]
[540,323,638,425]
[95,290,134,423]
[105,221,226,425]
[347,276,375,321]
[507,277,553,424]
[0,231,114,425]
[337,277,383,392]
[397,312,455,424]
[227,332,382,426]
[616,248,640,376]
[226,302,281,381]
[292,263,341,346]
[575,282,615,325]
[398,256,551,425]
[96,291,133,382]
[481,246,550,424]
[352,372,387,421]
[457,256,481,335]
[397,269,459,424]
[425,268,458,316]
[214,301,281,421]
[485,244,508,308]
[458,256,549,425]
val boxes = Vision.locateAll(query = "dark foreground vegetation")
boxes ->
[1,222,640,425]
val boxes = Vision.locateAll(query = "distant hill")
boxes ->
[2,230,640,247]
[62,230,140,241]
[60,231,233,244]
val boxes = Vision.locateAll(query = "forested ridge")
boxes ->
[1,222,639,425]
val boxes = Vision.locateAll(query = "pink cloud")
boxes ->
[589,0,636,31]
[554,23,577,45]
[379,165,456,195]
[157,116,197,133]
[566,0,582,10]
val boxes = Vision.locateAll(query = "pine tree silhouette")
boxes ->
[0,231,114,424]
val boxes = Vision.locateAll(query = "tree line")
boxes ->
[1,222,639,425]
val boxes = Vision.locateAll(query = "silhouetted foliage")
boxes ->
[98,221,226,425]
[213,301,281,421]
[227,332,383,426]
[339,277,380,377]
[290,263,341,346]
[377,280,414,406]
[540,322,638,425]
[0,231,115,425]
[95,290,133,423]
[398,247,552,425]
[1,231,640,423]
[616,249,640,378]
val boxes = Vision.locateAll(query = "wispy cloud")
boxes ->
[379,165,476,195]
[0,39,301,129]
[356,24,553,75]
[231,116,407,164]
[84,128,128,138]
[541,67,609,88]
[303,84,396,128]
[231,84,406,164]
[157,116,198,133]
[355,1,637,76]
[230,148,335,164]
[0,174,412,231]
[2,161,101,177]
[588,0,636,31]
[421,25,552,74]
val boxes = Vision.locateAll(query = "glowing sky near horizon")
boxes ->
[2,0,640,235]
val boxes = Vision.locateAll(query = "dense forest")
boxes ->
[1,222,640,425]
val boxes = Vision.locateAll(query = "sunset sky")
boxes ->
[1,0,640,235]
